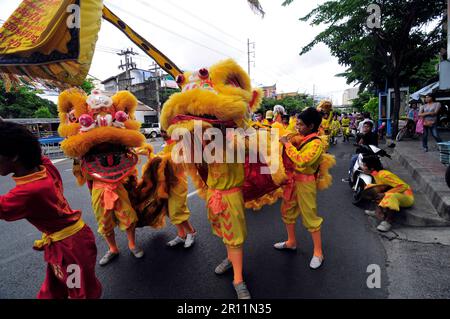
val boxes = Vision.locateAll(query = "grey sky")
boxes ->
[0,0,353,104]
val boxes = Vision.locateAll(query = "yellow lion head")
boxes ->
[57,88,145,158]
[160,59,262,134]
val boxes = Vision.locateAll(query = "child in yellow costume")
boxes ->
[330,113,341,146]
[277,107,335,269]
[341,113,351,142]
[362,156,414,232]
[316,100,333,150]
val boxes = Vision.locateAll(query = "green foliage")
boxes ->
[34,106,53,118]
[80,78,95,95]
[351,91,374,111]
[284,0,447,136]
[257,94,313,116]
[363,97,379,121]
[0,81,57,118]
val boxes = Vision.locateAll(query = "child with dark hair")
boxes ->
[362,156,414,232]
[0,121,102,299]
[277,107,326,269]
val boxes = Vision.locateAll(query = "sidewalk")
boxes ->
[390,130,450,226]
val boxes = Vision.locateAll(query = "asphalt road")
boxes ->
[0,139,389,299]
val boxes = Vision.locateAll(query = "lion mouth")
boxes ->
[81,143,138,183]
[170,114,236,128]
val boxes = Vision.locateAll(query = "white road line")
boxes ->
[51,158,68,164]
[187,190,198,198]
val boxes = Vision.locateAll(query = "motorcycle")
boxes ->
[395,119,417,141]
[348,144,391,205]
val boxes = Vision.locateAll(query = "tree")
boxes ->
[351,91,375,111]
[257,94,313,115]
[34,106,53,118]
[80,78,95,95]
[363,97,380,121]
[283,0,447,138]
[0,80,57,118]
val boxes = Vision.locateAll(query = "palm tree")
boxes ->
[247,0,265,17]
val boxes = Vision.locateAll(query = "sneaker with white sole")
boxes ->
[184,232,196,248]
[167,236,185,247]
[364,210,377,217]
[273,241,297,251]
[99,250,119,266]
[377,221,392,232]
[233,281,251,299]
[214,258,233,275]
[130,247,144,258]
[309,255,324,269]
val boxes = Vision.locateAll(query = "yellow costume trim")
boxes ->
[33,219,85,250]
[244,187,284,210]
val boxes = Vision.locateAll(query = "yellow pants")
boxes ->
[168,174,191,225]
[379,190,414,211]
[207,188,247,248]
[281,180,323,232]
[91,182,138,237]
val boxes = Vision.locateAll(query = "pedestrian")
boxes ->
[419,94,442,152]
[362,156,414,232]
[263,110,274,126]
[0,121,102,299]
[357,112,374,133]
[330,113,341,145]
[276,108,328,269]
[341,113,351,142]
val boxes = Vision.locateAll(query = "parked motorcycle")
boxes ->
[395,119,418,141]
[348,144,391,205]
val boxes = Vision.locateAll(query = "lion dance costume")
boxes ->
[58,89,170,265]
[160,59,286,299]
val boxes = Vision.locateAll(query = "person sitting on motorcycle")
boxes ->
[345,121,379,182]
[362,156,414,232]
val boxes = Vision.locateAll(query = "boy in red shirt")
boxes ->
[0,120,102,299]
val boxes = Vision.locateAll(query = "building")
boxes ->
[342,87,359,105]
[102,68,161,122]
[260,84,277,98]
[276,92,300,100]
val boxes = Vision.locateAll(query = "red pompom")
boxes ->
[79,114,94,127]
[115,111,129,122]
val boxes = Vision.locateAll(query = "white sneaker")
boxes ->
[273,241,297,251]
[167,236,185,247]
[309,255,324,269]
[377,221,392,232]
[364,210,377,217]
[184,232,196,248]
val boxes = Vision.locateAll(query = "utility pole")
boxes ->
[150,62,161,122]
[117,48,137,90]
[312,84,316,107]
[247,39,255,77]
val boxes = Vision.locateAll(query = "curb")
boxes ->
[393,147,450,222]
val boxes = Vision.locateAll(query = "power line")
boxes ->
[105,2,235,59]
[136,0,245,54]
[164,0,245,46]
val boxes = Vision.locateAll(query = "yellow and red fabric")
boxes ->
[371,170,414,211]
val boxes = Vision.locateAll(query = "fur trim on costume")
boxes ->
[316,153,336,190]
[60,127,145,158]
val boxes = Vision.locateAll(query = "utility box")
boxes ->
[440,60,450,90]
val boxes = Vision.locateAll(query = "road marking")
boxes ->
[51,158,68,165]
[187,190,198,198]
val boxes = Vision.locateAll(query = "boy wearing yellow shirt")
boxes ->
[362,156,414,232]
[277,107,325,269]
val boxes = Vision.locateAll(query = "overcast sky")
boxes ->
[0,0,354,104]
